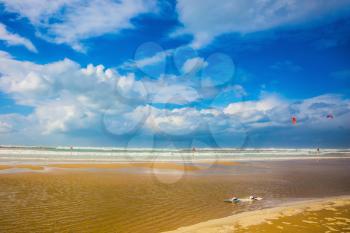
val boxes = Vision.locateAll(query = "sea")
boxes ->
[0,146,349,162]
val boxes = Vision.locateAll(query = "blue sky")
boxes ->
[0,0,350,148]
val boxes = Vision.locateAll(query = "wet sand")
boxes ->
[0,161,240,172]
[0,159,350,232]
[0,164,44,170]
[0,162,199,171]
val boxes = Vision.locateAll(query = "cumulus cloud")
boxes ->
[224,94,287,126]
[0,23,37,52]
[35,99,100,134]
[224,93,350,129]
[146,106,207,135]
[145,93,350,137]
[0,50,349,144]
[0,54,109,133]
[105,93,350,137]
[175,0,350,48]
[0,55,119,133]
[0,0,157,51]
[0,51,203,134]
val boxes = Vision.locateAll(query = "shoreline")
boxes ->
[0,157,350,173]
[0,157,350,174]
[0,154,350,162]
[162,195,350,233]
[1,147,349,163]
[1,147,349,171]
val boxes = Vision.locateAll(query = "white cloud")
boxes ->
[115,73,148,102]
[0,53,120,133]
[224,94,287,125]
[135,49,172,69]
[0,0,157,51]
[0,51,349,141]
[291,94,350,124]
[181,57,207,73]
[145,106,204,135]
[103,104,151,135]
[152,85,200,104]
[0,0,73,24]
[224,93,350,129]
[35,99,99,134]
[119,48,174,79]
[143,92,350,136]
[175,0,350,48]
[0,23,37,52]
[0,51,203,134]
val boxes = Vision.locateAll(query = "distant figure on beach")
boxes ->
[291,116,297,125]
[317,148,320,154]
[192,147,196,160]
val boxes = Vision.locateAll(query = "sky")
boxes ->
[0,0,350,148]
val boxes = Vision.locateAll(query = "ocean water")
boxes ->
[0,146,349,162]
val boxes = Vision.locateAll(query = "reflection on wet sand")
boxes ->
[0,164,44,170]
[0,161,240,172]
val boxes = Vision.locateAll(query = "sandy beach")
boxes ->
[0,158,350,232]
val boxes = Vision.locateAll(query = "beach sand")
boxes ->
[0,159,349,232]
[163,196,350,233]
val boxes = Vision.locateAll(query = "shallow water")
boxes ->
[0,160,349,233]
